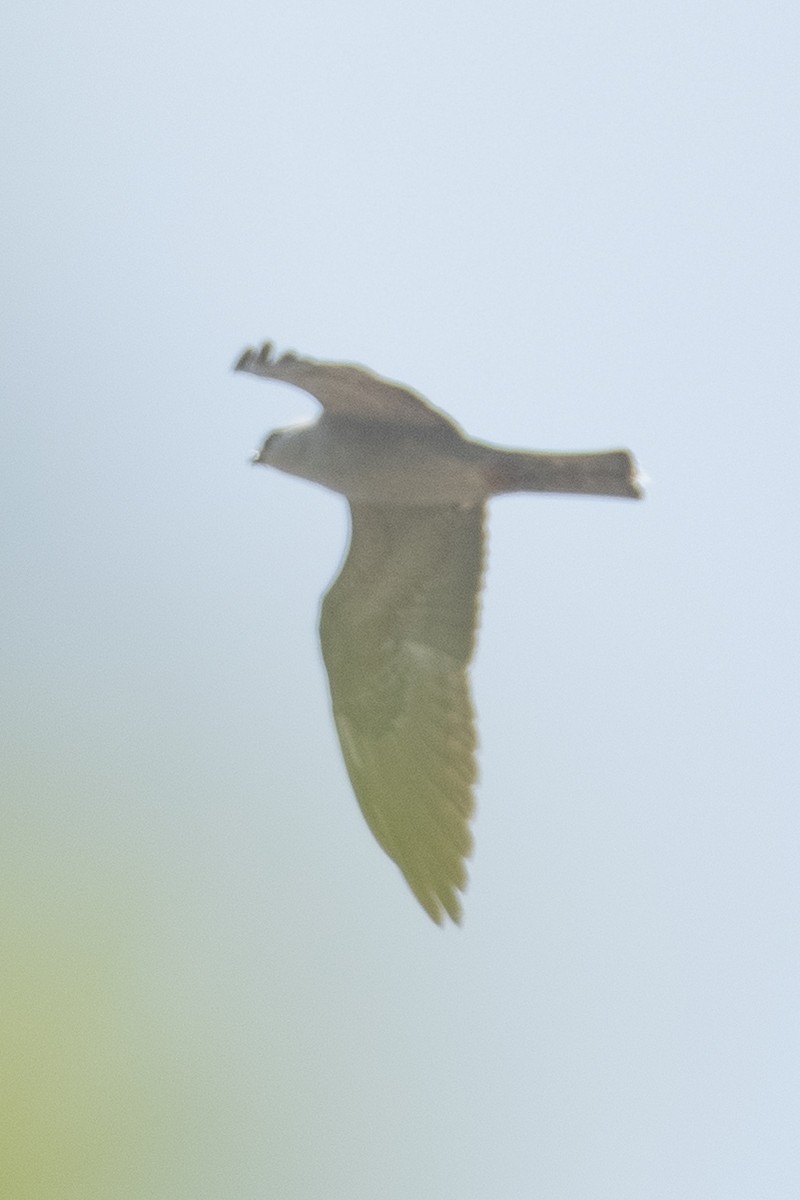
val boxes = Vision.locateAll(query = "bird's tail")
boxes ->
[484,448,642,500]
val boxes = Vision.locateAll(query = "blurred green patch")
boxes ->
[0,845,193,1200]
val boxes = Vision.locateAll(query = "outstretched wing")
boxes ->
[319,502,486,925]
[236,341,459,433]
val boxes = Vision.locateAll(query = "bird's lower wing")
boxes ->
[320,503,486,924]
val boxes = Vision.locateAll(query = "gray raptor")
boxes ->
[236,341,642,925]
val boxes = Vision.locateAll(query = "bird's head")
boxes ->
[250,429,283,467]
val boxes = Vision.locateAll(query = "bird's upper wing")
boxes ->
[236,342,459,433]
[319,502,486,925]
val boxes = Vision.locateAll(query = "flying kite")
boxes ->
[236,342,642,924]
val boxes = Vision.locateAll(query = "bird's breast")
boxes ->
[261,416,490,507]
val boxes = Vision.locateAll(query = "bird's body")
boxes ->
[256,414,491,506]
[236,341,642,924]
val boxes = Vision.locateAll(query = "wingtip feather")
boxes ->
[233,341,276,375]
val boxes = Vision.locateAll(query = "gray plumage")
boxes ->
[236,342,642,924]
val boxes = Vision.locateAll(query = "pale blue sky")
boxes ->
[3,2,799,1197]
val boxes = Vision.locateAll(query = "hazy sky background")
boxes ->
[3,2,799,1196]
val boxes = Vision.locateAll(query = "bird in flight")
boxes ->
[236,341,642,925]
